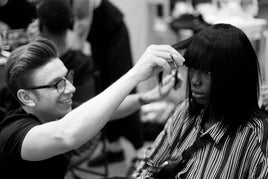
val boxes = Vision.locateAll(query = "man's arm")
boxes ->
[112,74,178,119]
[21,45,184,161]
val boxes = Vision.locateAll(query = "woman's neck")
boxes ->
[202,107,217,131]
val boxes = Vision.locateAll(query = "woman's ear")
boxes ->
[17,89,36,107]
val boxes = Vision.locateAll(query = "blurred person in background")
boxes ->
[0,0,36,31]
[69,0,147,166]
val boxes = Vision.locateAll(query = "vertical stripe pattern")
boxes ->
[132,101,268,179]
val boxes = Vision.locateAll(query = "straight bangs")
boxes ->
[184,24,262,131]
[184,29,216,74]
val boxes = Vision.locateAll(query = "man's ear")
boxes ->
[17,89,36,107]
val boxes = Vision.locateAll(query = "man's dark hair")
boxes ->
[183,23,263,132]
[5,37,58,99]
[37,0,71,34]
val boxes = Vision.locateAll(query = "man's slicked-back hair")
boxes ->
[5,37,58,99]
[184,24,262,131]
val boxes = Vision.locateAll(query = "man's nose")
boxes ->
[65,80,76,93]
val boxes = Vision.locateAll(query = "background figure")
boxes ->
[70,0,144,165]
[0,0,37,51]
[0,0,36,30]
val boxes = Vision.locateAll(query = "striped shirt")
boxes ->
[132,100,268,179]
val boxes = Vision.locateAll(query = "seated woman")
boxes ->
[132,23,268,179]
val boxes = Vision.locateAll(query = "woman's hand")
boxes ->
[140,73,183,104]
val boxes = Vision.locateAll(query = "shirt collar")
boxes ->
[194,110,227,148]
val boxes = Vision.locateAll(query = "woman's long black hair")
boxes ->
[173,24,264,133]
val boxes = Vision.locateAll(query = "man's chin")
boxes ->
[58,108,72,118]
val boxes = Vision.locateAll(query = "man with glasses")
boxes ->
[24,70,74,93]
[0,37,183,178]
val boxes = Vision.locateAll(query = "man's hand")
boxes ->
[130,45,184,83]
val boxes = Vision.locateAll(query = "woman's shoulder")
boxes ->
[247,116,268,155]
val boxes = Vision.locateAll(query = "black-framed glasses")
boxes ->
[25,70,74,93]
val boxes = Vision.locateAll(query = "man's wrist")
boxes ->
[138,94,150,105]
